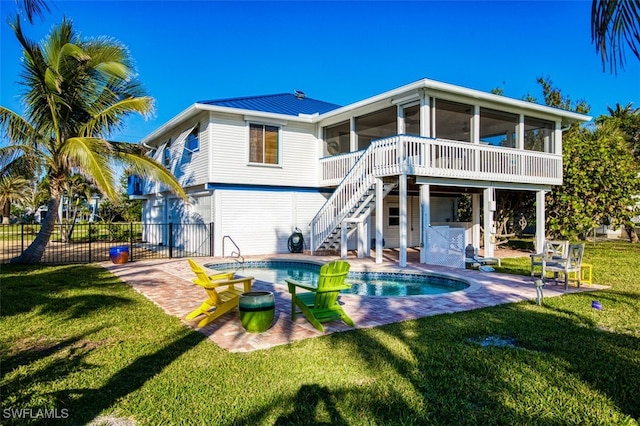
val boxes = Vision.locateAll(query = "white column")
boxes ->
[419,184,430,263]
[399,175,407,267]
[483,187,495,258]
[375,178,384,264]
[472,105,480,144]
[357,221,365,259]
[472,193,481,248]
[420,92,430,137]
[350,117,357,152]
[536,190,546,253]
[341,222,348,259]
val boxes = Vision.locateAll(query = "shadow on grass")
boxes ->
[57,330,206,425]
[1,264,134,319]
[236,295,639,424]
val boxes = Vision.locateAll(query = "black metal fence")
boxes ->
[0,222,214,264]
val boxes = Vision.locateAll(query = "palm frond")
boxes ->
[592,0,640,73]
[111,142,187,200]
[60,137,118,200]
[17,0,50,23]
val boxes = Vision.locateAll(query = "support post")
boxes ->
[472,193,481,249]
[399,174,407,267]
[483,187,495,258]
[375,178,383,264]
[419,184,430,263]
[536,190,546,253]
[341,222,348,259]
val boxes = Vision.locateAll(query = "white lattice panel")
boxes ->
[426,226,465,269]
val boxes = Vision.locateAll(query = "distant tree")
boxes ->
[547,122,640,240]
[0,175,30,224]
[596,102,640,161]
[595,102,640,241]
[591,0,640,73]
[0,18,186,264]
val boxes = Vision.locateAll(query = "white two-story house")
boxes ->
[132,78,591,267]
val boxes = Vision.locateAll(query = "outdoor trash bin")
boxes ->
[239,291,275,332]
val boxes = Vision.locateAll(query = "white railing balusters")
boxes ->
[312,135,563,251]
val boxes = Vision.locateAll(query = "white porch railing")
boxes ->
[319,135,562,186]
[311,135,562,252]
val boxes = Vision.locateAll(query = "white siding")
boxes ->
[210,116,319,187]
[215,189,327,256]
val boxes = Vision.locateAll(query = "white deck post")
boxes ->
[341,222,348,259]
[483,187,495,258]
[357,221,365,259]
[472,193,481,248]
[399,174,408,267]
[375,178,383,264]
[536,190,546,252]
[419,184,430,263]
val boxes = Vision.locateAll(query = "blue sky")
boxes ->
[1,0,639,144]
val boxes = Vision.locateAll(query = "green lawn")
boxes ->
[1,241,639,425]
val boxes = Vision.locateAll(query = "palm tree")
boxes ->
[592,0,640,73]
[0,18,186,264]
[0,175,30,224]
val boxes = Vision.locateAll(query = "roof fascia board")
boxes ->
[140,103,315,145]
[316,79,592,123]
[195,103,315,123]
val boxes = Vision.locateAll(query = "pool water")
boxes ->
[207,261,468,297]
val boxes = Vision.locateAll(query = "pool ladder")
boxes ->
[222,235,245,264]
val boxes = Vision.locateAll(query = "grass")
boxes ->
[1,240,639,425]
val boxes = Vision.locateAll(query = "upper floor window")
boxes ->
[356,106,397,150]
[323,121,350,155]
[480,108,518,148]
[249,123,279,164]
[434,99,473,142]
[524,117,554,152]
[186,125,199,153]
[163,138,172,166]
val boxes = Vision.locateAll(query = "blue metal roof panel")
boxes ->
[198,93,342,116]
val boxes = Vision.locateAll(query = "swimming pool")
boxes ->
[206,261,469,297]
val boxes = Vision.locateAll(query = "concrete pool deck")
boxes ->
[102,250,605,353]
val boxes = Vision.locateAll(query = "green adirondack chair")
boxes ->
[286,260,354,332]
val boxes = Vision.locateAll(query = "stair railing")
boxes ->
[310,136,403,252]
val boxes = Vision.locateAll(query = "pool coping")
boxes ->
[204,259,477,296]
[102,253,606,353]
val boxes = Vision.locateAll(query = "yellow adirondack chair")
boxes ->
[185,258,254,328]
[286,260,354,332]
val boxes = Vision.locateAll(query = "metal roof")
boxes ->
[198,93,342,116]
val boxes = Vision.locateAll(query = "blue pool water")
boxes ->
[206,261,468,297]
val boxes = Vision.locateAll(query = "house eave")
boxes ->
[139,103,316,146]
[315,78,592,123]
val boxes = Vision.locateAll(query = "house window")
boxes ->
[524,117,554,152]
[186,125,199,152]
[163,139,172,166]
[479,108,518,148]
[249,123,279,164]
[435,99,473,142]
[323,121,350,155]
[388,206,400,227]
[356,106,397,150]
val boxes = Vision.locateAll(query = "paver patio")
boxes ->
[102,250,605,353]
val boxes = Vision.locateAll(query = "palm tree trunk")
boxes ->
[2,202,9,225]
[10,188,61,264]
